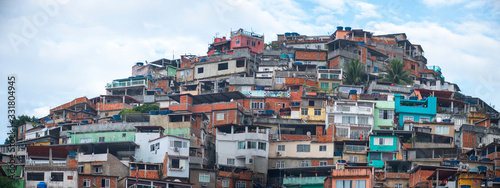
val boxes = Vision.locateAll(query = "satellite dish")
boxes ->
[306,131,311,136]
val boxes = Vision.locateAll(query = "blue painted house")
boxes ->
[394,95,437,130]
[367,134,399,168]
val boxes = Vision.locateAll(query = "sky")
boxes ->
[1,0,499,142]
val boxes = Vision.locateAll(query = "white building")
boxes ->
[134,127,190,179]
[216,125,269,172]
[326,101,375,141]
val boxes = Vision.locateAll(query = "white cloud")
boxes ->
[420,0,467,7]
[351,1,380,19]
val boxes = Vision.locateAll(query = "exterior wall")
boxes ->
[25,170,78,188]
[78,175,118,188]
[395,96,436,128]
[409,169,434,188]
[189,169,217,188]
[299,107,326,122]
[372,101,395,130]
[194,59,249,80]
[329,168,374,188]
[370,136,398,151]
[268,140,334,159]
[216,128,269,169]
[71,131,135,144]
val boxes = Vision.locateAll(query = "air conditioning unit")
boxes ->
[200,183,208,186]
[277,152,282,156]
[337,163,345,170]
[174,147,180,152]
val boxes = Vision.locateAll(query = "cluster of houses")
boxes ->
[1,27,500,188]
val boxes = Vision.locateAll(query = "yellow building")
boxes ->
[457,173,486,188]
[299,107,326,123]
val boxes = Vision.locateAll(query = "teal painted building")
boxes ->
[368,135,398,168]
[283,176,327,188]
[167,65,178,77]
[394,95,436,130]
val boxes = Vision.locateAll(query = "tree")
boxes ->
[381,59,414,84]
[4,115,37,144]
[343,59,366,85]
[118,104,159,115]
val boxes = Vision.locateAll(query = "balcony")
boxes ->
[26,160,67,166]
[240,90,290,98]
[330,168,372,177]
[283,176,328,185]
[327,106,373,115]
[106,80,147,88]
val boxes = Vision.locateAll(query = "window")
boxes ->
[101,179,110,187]
[171,158,186,169]
[336,180,352,188]
[236,39,240,44]
[355,180,366,188]
[78,165,84,173]
[277,161,285,168]
[222,180,229,187]
[332,83,340,88]
[301,160,310,167]
[218,63,228,70]
[83,179,91,187]
[216,113,225,120]
[276,77,283,84]
[358,117,368,125]
[236,60,245,68]
[420,117,430,122]
[339,57,344,67]
[314,109,321,116]
[278,145,285,151]
[122,133,126,138]
[248,158,253,163]
[297,144,310,152]
[342,116,356,124]
[170,141,183,148]
[198,67,204,74]
[319,145,327,151]
[251,102,264,109]
[238,141,246,149]
[227,158,235,165]
[319,161,328,166]
[321,82,329,90]
[247,141,256,149]
[199,173,210,182]
[374,137,393,146]
[345,145,365,152]
[378,110,394,120]
[336,127,349,138]
[394,184,403,188]
[258,41,261,45]
[309,101,315,106]
[301,108,308,115]
[99,137,105,142]
[435,126,449,135]
[95,166,102,173]
[247,40,250,45]
[258,142,266,150]
[237,181,246,188]
[252,41,256,46]
[50,172,63,181]
[403,116,414,121]
[348,156,358,162]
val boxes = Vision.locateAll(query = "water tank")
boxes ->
[37,182,47,188]
[345,27,352,31]
[149,110,160,115]
[337,26,343,31]
[136,62,144,66]
[285,32,291,36]
[266,110,275,114]
[349,90,357,94]
[113,115,121,120]
[200,58,207,62]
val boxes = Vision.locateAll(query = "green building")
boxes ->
[70,122,148,144]
[373,101,395,130]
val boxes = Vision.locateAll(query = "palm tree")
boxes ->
[381,59,414,84]
[343,59,365,85]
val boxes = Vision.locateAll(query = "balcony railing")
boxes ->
[333,123,372,128]
[27,160,67,166]
[327,106,373,114]
[283,176,328,185]
[107,80,147,88]
[241,90,290,98]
